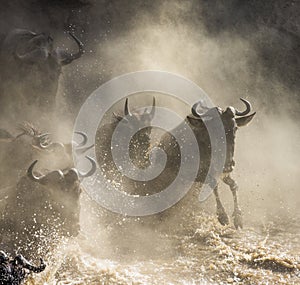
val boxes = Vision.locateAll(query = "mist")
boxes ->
[0,1,299,283]
[69,0,300,225]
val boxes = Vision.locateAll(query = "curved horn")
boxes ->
[124,98,132,116]
[68,32,84,55]
[27,160,43,182]
[236,112,256,127]
[235,98,251,116]
[60,32,84,66]
[14,254,45,273]
[149,97,156,117]
[37,133,51,144]
[78,156,97,178]
[35,134,51,149]
[74,131,87,147]
[191,102,202,118]
[75,144,94,155]
[36,143,50,150]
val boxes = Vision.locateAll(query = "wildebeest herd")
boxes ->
[0,28,255,275]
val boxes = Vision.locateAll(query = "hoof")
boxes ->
[217,208,230,226]
[233,209,243,229]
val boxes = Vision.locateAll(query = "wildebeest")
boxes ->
[0,122,92,188]
[0,251,46,285]
[0,156,96,254]
[95,97,156,194]
[13,121,94,164]
[0,120,96,257]
[156,98,256,229]
[0,28,83,118]
[31,130,94,158]
[0,123,47,188]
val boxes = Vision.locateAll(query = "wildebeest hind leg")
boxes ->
[213,185,229,226]
[222,174,243,229]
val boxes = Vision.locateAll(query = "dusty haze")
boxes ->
[0,2,299,282]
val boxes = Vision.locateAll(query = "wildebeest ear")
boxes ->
[187,116,213,126]
[236,112,256,127]
[113,112,126,122]
[187,116,201,126]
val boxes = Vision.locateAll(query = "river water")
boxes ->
[25,194,300,285]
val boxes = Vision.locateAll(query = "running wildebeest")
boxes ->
[95,97,156,194]
[0,28,84,118]
[0,122,93,188]
[13,121,94,162]
[155,98,256,229]
[0,156,96,254]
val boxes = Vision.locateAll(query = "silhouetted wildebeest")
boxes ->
[95,97,156,194]
[0,123,48,188]
[0,122,92,188]
[156,98,256,229]
[0,156,96,253]
[0,28,83,117]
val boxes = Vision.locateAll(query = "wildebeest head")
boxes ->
[15,122,50,148]
[7,29,83,66]
[26,156,96,236]
[1,29,84,116]
[94,97,156,194]
[16,122,93,165]
[113,97,156,132]
[112,97,156,168]
[187,98,256,173]
[32,131,93,156]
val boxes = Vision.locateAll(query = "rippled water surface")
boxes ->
[24,208,300,285]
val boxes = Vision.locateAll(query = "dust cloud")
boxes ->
[77,0,300,226]
[0,0,299,284]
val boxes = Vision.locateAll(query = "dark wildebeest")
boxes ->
[154,98,256,229]
[0,28,83,118]
[14,121,94,163]
[0,251,46,285]
[0,123,49,189]
[95,97,156,194]
[0,122,92,188]
[0,156,96,255]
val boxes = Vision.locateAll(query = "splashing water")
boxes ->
[23,206,299,285]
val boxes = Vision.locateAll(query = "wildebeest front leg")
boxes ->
[213,185,230,226]
[222,174,243,229]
